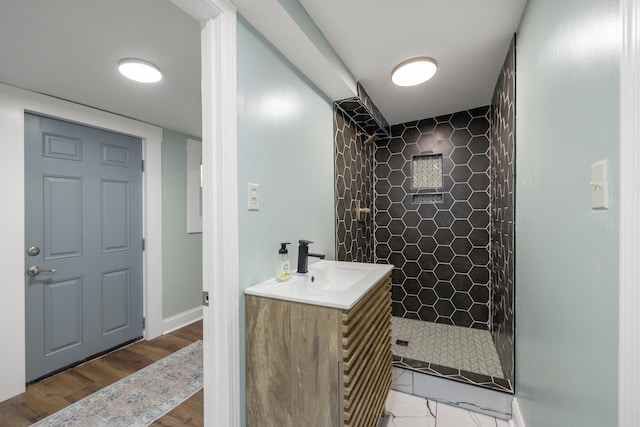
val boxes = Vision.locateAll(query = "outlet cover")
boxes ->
[248,183,260,211]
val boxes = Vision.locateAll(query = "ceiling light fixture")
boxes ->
[391,57,438,87]
[118,58,162,83]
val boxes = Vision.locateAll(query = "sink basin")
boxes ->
[303,262,371,291]
[245,260,393,309]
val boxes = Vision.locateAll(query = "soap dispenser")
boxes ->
[275,242,291,282]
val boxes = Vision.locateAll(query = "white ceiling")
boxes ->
[0,0,527,138]
[0,0,201,137]
[298,0,527,125]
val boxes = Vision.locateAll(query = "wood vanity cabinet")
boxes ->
[246,275,392,427]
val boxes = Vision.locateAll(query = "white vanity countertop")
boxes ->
[244,260,393,309]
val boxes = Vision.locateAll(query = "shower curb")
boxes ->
[391,366,513,420]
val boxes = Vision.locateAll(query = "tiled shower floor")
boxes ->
[392,317,504,379]
[391,317,510,391]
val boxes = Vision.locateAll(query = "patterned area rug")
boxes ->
[32,341,203,427]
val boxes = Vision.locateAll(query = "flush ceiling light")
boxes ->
[391,57,438,87]
[118,58,162,83]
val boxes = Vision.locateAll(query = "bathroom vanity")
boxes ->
[245,260,393,427]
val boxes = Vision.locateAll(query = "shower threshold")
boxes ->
[391,316,513,393]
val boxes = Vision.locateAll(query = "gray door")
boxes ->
[25,114,143,382]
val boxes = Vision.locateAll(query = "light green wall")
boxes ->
[161,129,203,319]
[237,17,335,426]
[515,1,620,426]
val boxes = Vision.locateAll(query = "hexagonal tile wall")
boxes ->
[334,106,374,263]
[374,106,492,330]
[490,36,516,383]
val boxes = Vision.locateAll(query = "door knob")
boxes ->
[26,266,56,277]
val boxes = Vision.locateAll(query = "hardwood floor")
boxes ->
[0,320,204,426]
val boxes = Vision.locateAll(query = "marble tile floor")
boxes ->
[392,317,504,379]
[382,390,510,427]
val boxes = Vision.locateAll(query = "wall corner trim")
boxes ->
[200,4,241,427]
[170,0,225,23]
[510,398,527,427]
[619,1,640,426]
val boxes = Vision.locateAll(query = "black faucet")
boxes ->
[297,240,326,273]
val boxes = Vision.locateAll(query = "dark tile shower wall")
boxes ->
[374,108,492,330]
[334,106,374,262]
[335,82,391,138]
[490,36,516,382]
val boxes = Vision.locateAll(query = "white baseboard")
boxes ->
[510,398,526,427]
[162,306,203,334]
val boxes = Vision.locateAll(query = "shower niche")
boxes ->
[333,38,515,394]
[411,153,443,190]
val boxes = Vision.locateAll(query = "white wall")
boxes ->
[236,17,335,426]
[0,83,163,402]
[515,1,620,426]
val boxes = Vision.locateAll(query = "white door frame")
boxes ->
[170,1,240,425]
[0,82,163,402]
[619,1,640,426]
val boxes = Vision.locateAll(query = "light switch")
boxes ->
[591,161,608,210]
[248,183,260,211]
